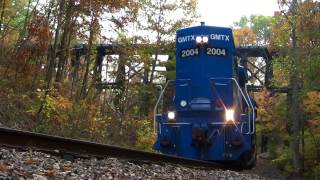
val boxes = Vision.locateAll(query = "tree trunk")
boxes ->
[289,0,303,173]
[143,63,149,84]
[149,53,158,83]
[0,0,6,35]
[38,0,65,121]
[0,0,6,71]
[56,0,73,82]
[46,0,55,20]
[70,47,81,99]
[46,0,65,86]
[19,0,32,41]
[115,52,126,101]
[30,56,43,92]
[80,14,95,100]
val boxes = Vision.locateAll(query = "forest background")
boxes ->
[0,0,319,178]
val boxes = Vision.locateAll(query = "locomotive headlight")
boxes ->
[167,111,175,120]
[225,109,234,122]
[196,36,202,44]
[180,100,187,107]
[202,36,209,43]
[195,36,209,44]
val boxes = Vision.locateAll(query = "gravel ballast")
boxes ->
[0,147,266,179]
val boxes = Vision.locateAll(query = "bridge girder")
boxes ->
[73,44,289,93]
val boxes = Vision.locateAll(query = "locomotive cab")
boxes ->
[154,23,256,168]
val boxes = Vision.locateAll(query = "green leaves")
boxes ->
[233,15,275,45]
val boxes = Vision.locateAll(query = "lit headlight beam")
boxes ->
[216,97,240,130]
[225,109,234,122]
[202,36,209,43]
[195,36,202,44]
[167,111,175,120]
[195,36,209,44]
[224,108,240,132]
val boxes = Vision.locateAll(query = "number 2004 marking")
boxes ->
[206,47,227,57]
[181,48,199,58]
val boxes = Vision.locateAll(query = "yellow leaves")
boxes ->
[270,21,290,49]
[136,119,155,151]
[304,91,320,114]
[255,88,286,132]
[271,1,320,49]
[303,91,320,128]
[233,27,257,46]
[55,95,72,110]
[296,1,320,47]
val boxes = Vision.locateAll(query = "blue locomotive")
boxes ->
[153,23,257,168]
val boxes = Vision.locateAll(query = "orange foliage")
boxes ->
[270,0,320,50]
[303,91,320,128]
[15,15,52,61]
[11,16,52,77]
[27,16,52,55]
[233,27,257,46]
[55,95,72,110]
[255,88,286,132]
[297,0,320,48]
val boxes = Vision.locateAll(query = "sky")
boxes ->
[197,0,280,27]
[102,0,281,82]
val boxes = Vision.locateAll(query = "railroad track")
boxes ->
[0,127,223,169]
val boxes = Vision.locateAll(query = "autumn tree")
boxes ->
[268,0,320,175]
[278,0,302,172]
[233,27,257,46]
[233,15,275,46]
[0,0,201,153]
[137,0,198,83]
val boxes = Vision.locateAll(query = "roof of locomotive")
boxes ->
[176,23,235,49]
[176,23,232,33]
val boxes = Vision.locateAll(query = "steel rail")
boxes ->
[0,127,223,169]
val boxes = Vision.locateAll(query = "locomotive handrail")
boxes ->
[209,122,240,125]
[230,78,254,135]
[163,123,191,125]
[244,85,255,134]
[231,78,255,134]
[153,80,175,135]
[210,78,254,134]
